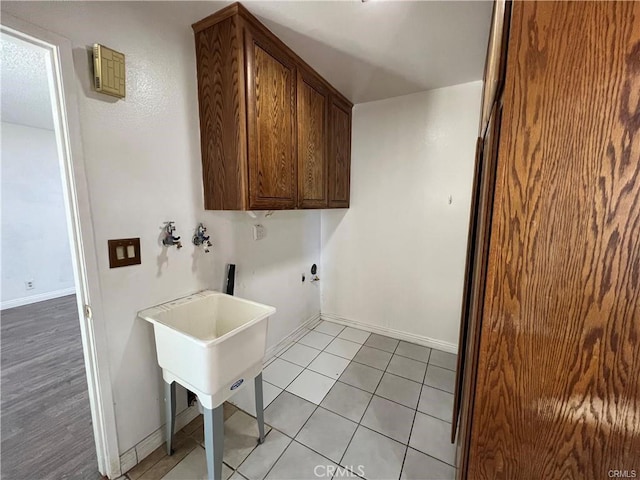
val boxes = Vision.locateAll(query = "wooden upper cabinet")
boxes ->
[192,2,353,211]
[328,96,352,208]
[297,70,328,208]
[245,29,297,209]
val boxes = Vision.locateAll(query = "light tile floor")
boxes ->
[125,321,457,480]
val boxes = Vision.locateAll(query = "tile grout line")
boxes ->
[398,345,432,477]
[336,338,401,478]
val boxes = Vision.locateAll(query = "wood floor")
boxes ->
[1,295,101,480]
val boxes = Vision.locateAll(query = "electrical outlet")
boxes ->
[253,224,266,241]
[25,280,34,290]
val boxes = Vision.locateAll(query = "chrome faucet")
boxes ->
[162,221,182,249]
[193,223,212,253]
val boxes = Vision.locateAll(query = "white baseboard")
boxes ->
[320,313,458,354]
[120,403,200,474]
[1,287,76,310]
[265,312,321,360]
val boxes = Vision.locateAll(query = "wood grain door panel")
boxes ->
[468,2,640,478]
[245,28,297,209]
[298,71,328,208]
[328,97,351,208]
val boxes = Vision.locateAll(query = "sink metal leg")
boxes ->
[164,380,176,455]
[255,373,265,444]
[204,405,224,480]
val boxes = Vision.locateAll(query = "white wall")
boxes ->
[1,122,75,306]
[321,82,482,350]
[1,1,320,455]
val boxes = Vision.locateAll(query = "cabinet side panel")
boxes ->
[469,2,640,479]
[328,101,351,208]
[195,16,246,210]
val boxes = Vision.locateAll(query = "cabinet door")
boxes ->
[297,71,329,208]
[328,97,352,208]
[245,27,297,209]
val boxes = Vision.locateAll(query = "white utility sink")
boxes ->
[139,290,276,409]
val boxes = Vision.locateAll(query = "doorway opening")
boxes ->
[0,20,120,478]
[0,30,100,479]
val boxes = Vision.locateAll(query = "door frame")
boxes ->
[1,14,121,478]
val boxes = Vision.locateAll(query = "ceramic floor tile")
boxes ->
[237,429,291,480]
[307,352,350,379]
[161,446,233,480]
[224,410,272,469]
[363,334,399,353]
[361,395,414,444]
[401,448,455,480]
[409,412,456,466]
[298,330,335,350]
[324,338,362,360]
[229,381,282,417]
[265,441,336,480]
[386,355,427,383]
[279,343,322,367]
[313,321,346,337]
[320,381,373,423]
[262,358,304,389]
[375,373,422,409]
[229,472,249,480]
[395,341,431,363]
[352,346,392,371]
[338,362,384,393]
[424,365,455,393]
[429,350,457,371]
[418,386,454,423]
[337,327,371,344]
[264,391,316,437]
[295,407,358,463]
[341,426,406,480]
[286,369,336,404]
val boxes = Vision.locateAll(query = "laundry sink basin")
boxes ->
[139,290,275,409]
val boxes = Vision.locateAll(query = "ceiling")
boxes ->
[233,0,493,103]
[1,32,55,130]
[0,1,493,131]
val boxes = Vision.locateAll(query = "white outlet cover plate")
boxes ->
[253,224,266,241]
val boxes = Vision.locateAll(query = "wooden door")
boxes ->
[297,71,328,208]
[328,96,351,208]
[468,2,640,478]
[245,27,297,210]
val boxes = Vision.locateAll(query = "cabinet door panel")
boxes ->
[297,72,328,208]
[328,98,351,208]
[246,29,297,209]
